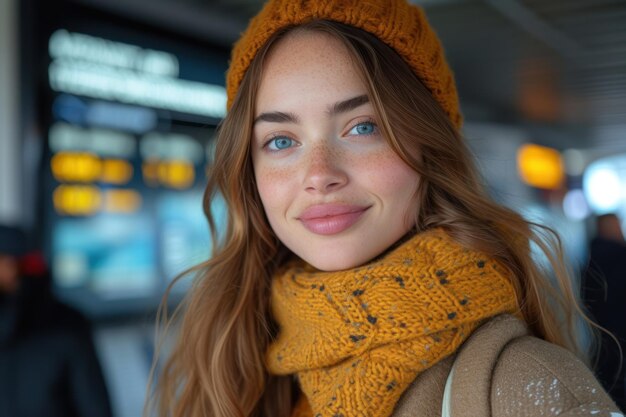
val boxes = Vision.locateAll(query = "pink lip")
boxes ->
[297,204,370,235]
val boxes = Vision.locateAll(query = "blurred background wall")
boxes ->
[0,0,20,225]
[1,0,626,416]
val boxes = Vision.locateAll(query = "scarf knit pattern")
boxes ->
[266,228,519,417]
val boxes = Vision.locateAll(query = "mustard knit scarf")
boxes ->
[266,228,519,417]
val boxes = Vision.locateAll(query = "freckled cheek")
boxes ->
[356,151,419,194]
[254,164,298,216]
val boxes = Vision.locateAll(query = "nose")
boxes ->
[303,143,348,194]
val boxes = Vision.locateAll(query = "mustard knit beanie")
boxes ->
[226,0,462,129]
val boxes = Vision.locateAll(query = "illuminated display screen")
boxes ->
[34,1,229,317]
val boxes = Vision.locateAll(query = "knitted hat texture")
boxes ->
[226,0,462,129]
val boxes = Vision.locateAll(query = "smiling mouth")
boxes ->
[297,204,370,235]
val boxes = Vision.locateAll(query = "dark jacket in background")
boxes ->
[0,273,112,417]
[583,236,626,410]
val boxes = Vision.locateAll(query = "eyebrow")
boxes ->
[253,110,300,126]
[328,94,369,116]
[253,94,370,126]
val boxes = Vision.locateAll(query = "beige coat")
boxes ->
[393,315,623,417]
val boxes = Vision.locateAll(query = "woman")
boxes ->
[150,0,622,416]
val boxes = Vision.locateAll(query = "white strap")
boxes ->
[441,363,455,417]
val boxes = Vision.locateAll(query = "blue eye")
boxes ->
[348,121,377,136]
[267,136,295,151]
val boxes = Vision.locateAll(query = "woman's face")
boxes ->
[251,31,420,271]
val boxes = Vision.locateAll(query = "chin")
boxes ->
[300,251,371,272]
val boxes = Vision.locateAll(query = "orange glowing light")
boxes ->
[53,185,102,216]
[100,159,134,184]
[143,159,195,189]
[51,152,102,183]
[142,159,160,187]
[517,144,564,190]
[103,189,142,213]
[164,160,195,189]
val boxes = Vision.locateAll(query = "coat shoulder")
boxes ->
[393,315,623,417]
[490,336,621,416]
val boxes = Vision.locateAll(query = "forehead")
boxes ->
[256,31,367,110]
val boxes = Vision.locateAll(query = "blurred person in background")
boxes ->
[0,225,112,417]
[584,213,626,410]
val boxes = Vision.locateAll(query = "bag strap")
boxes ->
[440,315,528,417]
[440,361,455,417]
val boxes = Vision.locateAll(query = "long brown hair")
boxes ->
[148,20,594,417]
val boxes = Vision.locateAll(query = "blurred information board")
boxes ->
[32,1,229,317]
